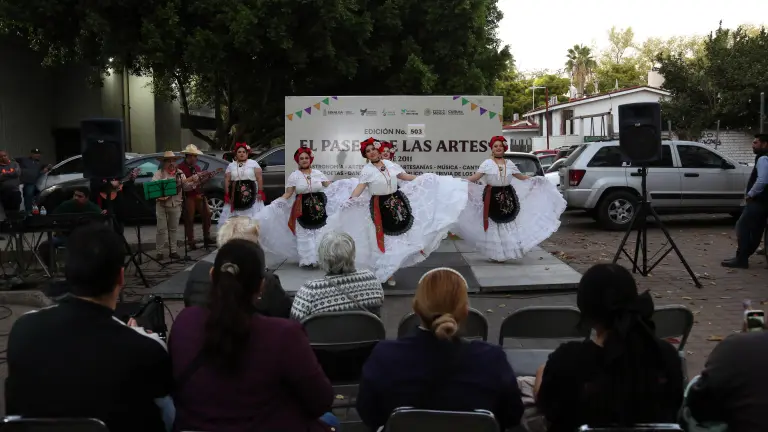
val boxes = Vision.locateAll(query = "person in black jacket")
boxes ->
[6,223,171,432]
[183,216,292,317]
[722,134,768,269]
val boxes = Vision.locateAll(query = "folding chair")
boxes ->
[0,417,109,431]
[301,311,386,409]
[577,424,683,431]
[651,305,694,351]
[396,308,489,341]
[384,407,499,432]
[498,306,589,347]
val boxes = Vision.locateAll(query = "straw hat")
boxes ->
[156,151,182,161]
[181,144,204,155]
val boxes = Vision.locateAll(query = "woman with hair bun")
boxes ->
[169,239,337,432]
[254,145,358,267]
[326,137,468,285]
[453,135,566,262]
[356,267,524,431]
[535,263,683,431]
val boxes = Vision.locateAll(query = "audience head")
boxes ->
[65,223,126,307]
[205,239,266,370]
[318,231,356,274]
[753,133,768,154]
[216,216,260,248]
[73,187,89,205]
[576,263,667,424]
[413,268,469,340]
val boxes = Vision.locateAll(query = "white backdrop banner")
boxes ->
[284,95,503,180]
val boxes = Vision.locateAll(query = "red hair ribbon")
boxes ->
[293,146,314,164]
[234,142,251,154]
[489,135,508,151]
[360,137,382,158]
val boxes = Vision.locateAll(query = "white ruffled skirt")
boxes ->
[452,177,566,261]
[218,200,265,227]
[255,179,360,266]
[325,174,468,282]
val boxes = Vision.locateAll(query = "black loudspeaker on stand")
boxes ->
[612,103,702,288]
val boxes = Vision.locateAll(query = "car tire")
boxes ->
[597,190,638,231]
[207,193,225,224]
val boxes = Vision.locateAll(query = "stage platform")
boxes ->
[149,239,582,297]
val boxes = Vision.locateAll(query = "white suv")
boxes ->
[560,140,752,230]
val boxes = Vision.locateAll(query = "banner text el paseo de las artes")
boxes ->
[284,96,503,181]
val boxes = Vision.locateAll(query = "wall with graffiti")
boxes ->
[695,130,755,164]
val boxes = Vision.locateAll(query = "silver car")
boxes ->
[36,153,140,192]
[560,140,751,230]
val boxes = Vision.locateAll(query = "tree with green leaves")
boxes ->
[565,44,597,97]
[0,0,511,150]
[658,24,768,139]
[495,59,570,120]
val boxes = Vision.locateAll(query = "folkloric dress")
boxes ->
[326,148,468,282]
[256,168,358,266]
[453,158,566,261]
[219,158,264,226]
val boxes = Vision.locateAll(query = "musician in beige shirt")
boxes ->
[152,152,197,260]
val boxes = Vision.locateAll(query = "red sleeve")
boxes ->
[279,321,334,418]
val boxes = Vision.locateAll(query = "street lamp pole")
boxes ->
[529,85,545,110]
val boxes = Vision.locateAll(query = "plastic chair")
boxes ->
[498,306,589,346]
[576,424,683,431]
[301,311,386,408]
[384,408,499,432]
[0,417,109,431]
[396,308,489,341]
[651,305,694,351]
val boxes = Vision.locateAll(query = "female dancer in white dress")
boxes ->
[255,146,358,267]
[326,137,468,285]
[453,135,566,262]
[220,142,265,226]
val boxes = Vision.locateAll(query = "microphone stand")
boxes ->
[175,170,192,262]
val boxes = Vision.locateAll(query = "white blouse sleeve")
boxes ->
[477,159,497,175]
[507,161,522,175]
[359,165,377,184]
[249,160,262,172]
[225,163,236,174]
[315,170,329,183]
[286,171,300,188]
[384,160,405,176]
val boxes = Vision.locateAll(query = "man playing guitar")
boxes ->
[178,145,218,249]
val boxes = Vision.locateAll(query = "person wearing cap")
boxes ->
[152,151,198,260]
[16,148,51,215]
[177,144,215,249]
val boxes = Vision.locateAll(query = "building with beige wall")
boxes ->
[0,36,192,161]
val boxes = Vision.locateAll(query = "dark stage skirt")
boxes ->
[482,185,520,231]
[369,190,414,252]
[288,192,328,234]
[232,180,256,210]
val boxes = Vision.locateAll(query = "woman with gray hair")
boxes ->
[290,231,384,321]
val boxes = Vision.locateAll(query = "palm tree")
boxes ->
[565,44,597,97]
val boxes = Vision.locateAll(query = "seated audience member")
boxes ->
[291,230,384,321]
[686,331,768,432]
[6,224,172,432]
[183,216,291,317]
[0,149,22,216]
[535,263,683,432]
[37,186,103,267]
[356,267,524,431]
[170,239,335,432]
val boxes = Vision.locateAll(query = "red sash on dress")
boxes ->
[372,196,386,252]
[287,194,303,235]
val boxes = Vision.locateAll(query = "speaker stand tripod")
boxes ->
[612,167,702,288]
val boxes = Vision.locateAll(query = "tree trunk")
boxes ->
[176,74,216,148]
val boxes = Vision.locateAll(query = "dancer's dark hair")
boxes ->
[204,239,266,370]
[577,263,668,425]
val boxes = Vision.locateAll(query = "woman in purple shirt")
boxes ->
[169,239,335,432]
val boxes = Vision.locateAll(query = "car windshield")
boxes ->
[506,156,542,176]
